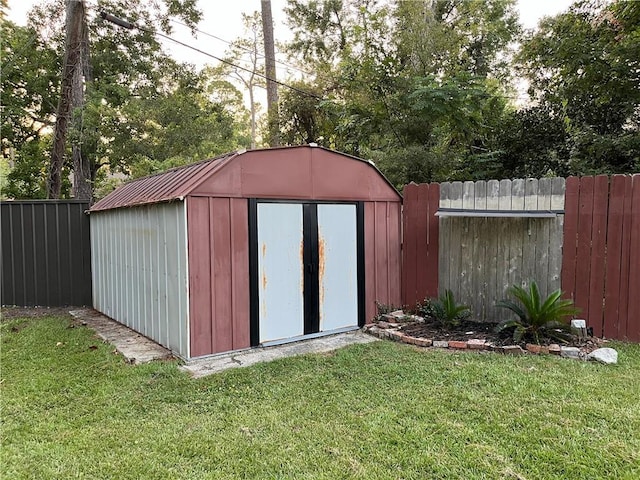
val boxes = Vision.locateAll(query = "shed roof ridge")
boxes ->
[181,151,241,196]
[91,145,402,212]
[123,151,236,185]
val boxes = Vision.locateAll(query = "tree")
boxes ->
[1,18,63,198]
[213,12,266,149]
[515,0,640,174]
[281,0,520,186]
[2,0,249,200]
[261,0,279,146]
[394,0,521,80]
[48,0,86,199]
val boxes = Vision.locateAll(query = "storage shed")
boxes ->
[90,145,402,360]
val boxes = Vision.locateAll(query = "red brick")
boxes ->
[503,345,524,356]
[467,339,487,350]
[414,338,432,347]
[401,335,416,345]
[448,340,468,349]
[526,344,542,354]
[548,344,561,355]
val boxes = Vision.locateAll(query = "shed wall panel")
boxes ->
[91,202,189,358]
[187,197,251,357]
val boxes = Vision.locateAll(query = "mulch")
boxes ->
[399,318,603,350]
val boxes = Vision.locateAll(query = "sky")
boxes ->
[7,0,575,107]
[7,0,577,63]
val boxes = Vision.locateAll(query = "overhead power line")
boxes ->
[168,18,311,77]
[99,11,320,99]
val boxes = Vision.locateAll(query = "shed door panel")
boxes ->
[257,203,304,343]
[318,204,358,331]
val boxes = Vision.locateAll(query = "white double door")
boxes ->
[256,202,360,344]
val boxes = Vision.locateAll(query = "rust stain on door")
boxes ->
[299,238,305,291]
[318,234,326,312]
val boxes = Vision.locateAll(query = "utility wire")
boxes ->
[100,12,321,99]
[168,18,312,77]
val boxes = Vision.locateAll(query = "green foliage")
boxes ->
[374,301,400,321]
[281,0,638,183]
[281,0,520,186]
[496,281,580,344]
[419,289,471,328]
[2,0,250,199]
[514,0,640,176]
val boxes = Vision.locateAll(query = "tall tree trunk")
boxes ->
[72,6,94,203]
[48,0,84,199]
[249,85,256,149]
[261,0,279,147]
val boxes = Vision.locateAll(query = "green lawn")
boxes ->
[2,315,639,480]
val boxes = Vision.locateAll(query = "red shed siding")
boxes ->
[187,197,250,357]
[364,201,402,322]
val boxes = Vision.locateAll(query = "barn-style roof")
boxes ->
[90,145,401,212]
[91,152,237,211]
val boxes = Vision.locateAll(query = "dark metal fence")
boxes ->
[1,200,92,307]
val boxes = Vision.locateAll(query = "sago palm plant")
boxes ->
[420,289,471,328]
[495,281,580,344]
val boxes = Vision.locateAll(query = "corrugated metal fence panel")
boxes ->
[561,175,640,341]
[90,202,189,357]
[436,179,565,322]
[1,200,91,306]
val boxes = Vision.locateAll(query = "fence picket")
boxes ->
[575,177,595,323]
[628,175,640,341]
[588,176,610,336]
[402,175,636,341]
[603,175,626,338]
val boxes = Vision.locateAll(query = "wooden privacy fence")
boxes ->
[1,200,92,307]
[402,175,639,341]
[439,178,565,323]
[402,182,439,308]
[561,175,640,341]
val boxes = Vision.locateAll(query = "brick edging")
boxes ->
[365,324,566,357]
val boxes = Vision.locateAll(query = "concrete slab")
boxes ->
[69,309,172,364]
[181,330,378,378]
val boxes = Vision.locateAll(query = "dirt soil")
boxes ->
[1,307,74,321]
[399,318,604,350]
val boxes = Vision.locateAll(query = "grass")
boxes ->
[2,315,639,480]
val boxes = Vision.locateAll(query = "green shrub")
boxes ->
[374,301,400,321]
[419,290,471,328]
[495,281,580,344]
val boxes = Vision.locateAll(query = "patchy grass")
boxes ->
[2,315,639,479]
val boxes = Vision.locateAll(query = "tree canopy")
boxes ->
[2,0,638,200]
[2,0,249,200]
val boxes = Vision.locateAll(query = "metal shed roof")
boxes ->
[91,152,237,211]
[90,146,401,212]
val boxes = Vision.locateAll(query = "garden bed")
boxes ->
[366,311,607,358]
